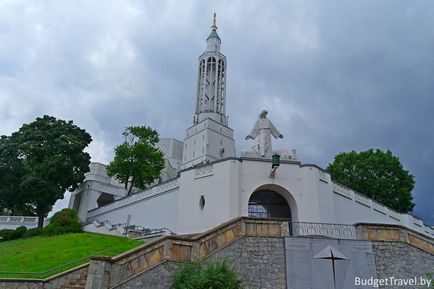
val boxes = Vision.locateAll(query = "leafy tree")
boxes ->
[172,260,243,289]
[106,126,165,195]
[0,136,29,215]
[0,115,92,228]
[327,149,415,213]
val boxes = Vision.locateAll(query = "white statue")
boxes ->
[245,110,283,157]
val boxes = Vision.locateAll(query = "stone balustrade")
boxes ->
[355,223,434,254]
[0,216,38,225]
[0,264,88,289]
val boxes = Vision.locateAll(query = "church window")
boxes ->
[199,195,206,209]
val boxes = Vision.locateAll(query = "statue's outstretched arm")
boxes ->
[246,120,260,140]
[270,121,283,138]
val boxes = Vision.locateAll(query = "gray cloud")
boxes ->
[0,0,433,223]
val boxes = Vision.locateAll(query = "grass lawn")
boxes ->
[0,233,144,278]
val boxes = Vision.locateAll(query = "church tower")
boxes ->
[182,14,235,168]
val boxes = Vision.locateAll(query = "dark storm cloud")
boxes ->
[0,0,432,223]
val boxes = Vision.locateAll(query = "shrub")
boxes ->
[0,226,28,241]
[23,227,42,239]
[13,226,27,239]
[172,260,243,289]
[42,209,83,236]
[0,229,15,241]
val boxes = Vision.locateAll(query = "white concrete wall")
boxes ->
[332,182,434,237]
[176,159,338,234]
[157,138,184,169]
[86,179,180,232]
[176,160,238,234]
[238,160,336,224]
[71,158,433,239]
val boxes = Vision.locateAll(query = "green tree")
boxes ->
[327,149,415,213]
[106,126,165,195]
[0,136,24,215]
[0,115,92,228]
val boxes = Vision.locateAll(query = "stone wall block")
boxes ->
[269,224,281,236]
[145,247,163,268]
[216,233,226,248]
[246,223,256,236]
[224,229,235,242]
[281,221,290,237]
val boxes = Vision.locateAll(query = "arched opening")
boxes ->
[247,184,298,221]
[97,193,115,207]
[248,190,291,220]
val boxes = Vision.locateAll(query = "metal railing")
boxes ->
[289,221,356,240]
[0,250,123,279]
[89,219,176,238]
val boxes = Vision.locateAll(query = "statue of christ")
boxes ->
[245,110,283,157]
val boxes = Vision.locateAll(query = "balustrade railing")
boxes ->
[0,216,38,224]
[290,221,356,240]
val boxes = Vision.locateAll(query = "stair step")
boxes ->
[69,282,86,286]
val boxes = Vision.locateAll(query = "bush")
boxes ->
[23,227,42,239]
[172,260,243,289]
[0,229,15,241]
[13,226,27,239]
[42,209,83,236]
[0,226,28,241]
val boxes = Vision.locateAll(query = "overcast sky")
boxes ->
[0,0,433,224]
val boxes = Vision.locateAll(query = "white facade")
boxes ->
[69,16,434,239]
[76,158,434,238]
[156,138,183,170]
[69,162,127,221]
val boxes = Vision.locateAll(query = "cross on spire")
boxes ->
[211,12,217,31]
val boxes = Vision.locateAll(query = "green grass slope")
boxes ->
[0,233,144,278]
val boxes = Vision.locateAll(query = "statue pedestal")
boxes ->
[241,147,298,160]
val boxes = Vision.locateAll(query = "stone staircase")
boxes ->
[1,218,433,289]
[62,277,87,289]
[59,265,89,289]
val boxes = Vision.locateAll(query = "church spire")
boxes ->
[194,14,226,125]
[207,13,221,43]
[182,15,235,168]
[211,13,217,31]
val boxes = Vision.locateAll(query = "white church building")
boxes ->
[69,16,434,239]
